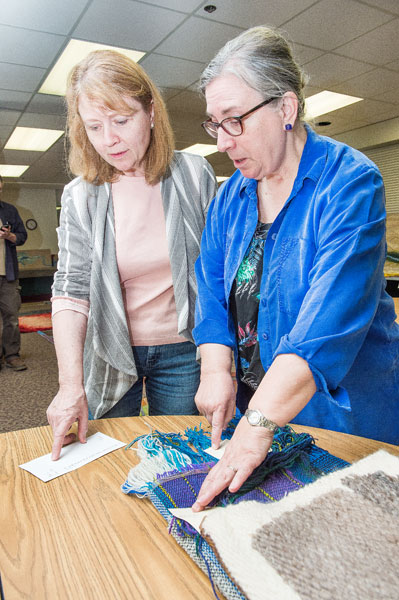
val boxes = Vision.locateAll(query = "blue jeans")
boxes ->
[100,341,200,418]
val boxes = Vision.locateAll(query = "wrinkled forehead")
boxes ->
[205,73,263,117]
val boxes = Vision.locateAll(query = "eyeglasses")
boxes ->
[201,97,279,138]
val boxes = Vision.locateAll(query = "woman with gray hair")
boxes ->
[192,26,399,511]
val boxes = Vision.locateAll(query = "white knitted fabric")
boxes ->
[197,450,399,600]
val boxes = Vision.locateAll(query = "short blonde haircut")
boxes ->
[66,50,174,185]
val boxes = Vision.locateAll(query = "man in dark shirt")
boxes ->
[0,175,28,370]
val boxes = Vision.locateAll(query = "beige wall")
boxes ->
[3,185,59,254]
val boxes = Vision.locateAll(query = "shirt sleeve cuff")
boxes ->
[51,296,90,318]
[193,319,236,349]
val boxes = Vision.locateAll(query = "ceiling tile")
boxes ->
[140,53,205,88]
[0,0,87,34]
[336,18,399,65]
[293,43,325,65]
[142,0,202,11]
[0,24,65,69]
[0,90,31,111]
[171,110,211,143]
[304,84,324,97]
[167,90,206,115]
[310,98,399,124]
[195,0,316,28]
[0,0,397,184]
[18,112,66,130]
[0,110,21,126]
[336,98,399,120]
[284,0,392,51]
[372,88,399,104]
[0,125,14,142]
[373,105,399,120]
[188,81,200,92]
[2,149,43,164]
[304,53,373,88]
[74,0,186,51]
[160,87,182,101]
[155,17,242,62]
[20,139,69,184]
[360,0,399,15]
[26,94,66,116]
[332,67,399,98]
[313,119,369,136]
[0,63,45,93]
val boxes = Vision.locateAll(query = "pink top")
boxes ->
[52,175,185,347]
[112,175,184,346]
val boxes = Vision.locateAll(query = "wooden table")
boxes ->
[1,416,398,600]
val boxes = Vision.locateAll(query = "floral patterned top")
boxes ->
[230,221,271,390]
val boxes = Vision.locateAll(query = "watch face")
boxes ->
[247,410,260,425]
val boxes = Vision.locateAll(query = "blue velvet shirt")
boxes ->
[194,126,399,444]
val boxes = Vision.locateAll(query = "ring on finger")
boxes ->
[227,465,238,473]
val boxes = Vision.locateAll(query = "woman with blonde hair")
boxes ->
[47,50,217,460]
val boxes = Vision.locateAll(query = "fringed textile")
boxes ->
[122,422,349,599]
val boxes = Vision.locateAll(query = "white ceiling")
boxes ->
[1,0,399,185]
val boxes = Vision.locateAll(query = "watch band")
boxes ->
[245,408,278,432]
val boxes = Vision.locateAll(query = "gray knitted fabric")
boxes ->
[199,450,399,600]
[253,484,399,600]
[342,471,399,518]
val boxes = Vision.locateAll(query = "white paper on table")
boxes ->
[203,438,229,459]
[19,432,126,482]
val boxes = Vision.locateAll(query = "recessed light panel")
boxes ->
[183,144,218,157]
[39,39,146,96]
[5,127,64,151]
[0,165,29,177]
[305,91,363,119]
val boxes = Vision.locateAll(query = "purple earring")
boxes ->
[285,123,293,131]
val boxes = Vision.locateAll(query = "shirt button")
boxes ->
[271,233,277,240]
[262,332,269,340]
[261,298,267,307]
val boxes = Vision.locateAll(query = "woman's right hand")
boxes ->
[195,344,236,449]
[195,370,236,449]
[47,385,88,460]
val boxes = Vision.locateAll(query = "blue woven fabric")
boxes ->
[150,492,246,600]
[132,425,349,599]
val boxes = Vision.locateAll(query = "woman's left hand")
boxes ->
[192,417,274,511]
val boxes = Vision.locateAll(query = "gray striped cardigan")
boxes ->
[52,152,217,418]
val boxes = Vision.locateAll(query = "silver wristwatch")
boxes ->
[245,409,278,432]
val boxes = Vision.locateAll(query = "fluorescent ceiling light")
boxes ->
[39,39,146,96]
[183,144,218,157]
[0,165,29,177]
[305,91,363,119]
[5,127,64,151]
[217,176,228,182]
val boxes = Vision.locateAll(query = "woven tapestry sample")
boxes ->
[124,425,348,599]
[199,450,399,600]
